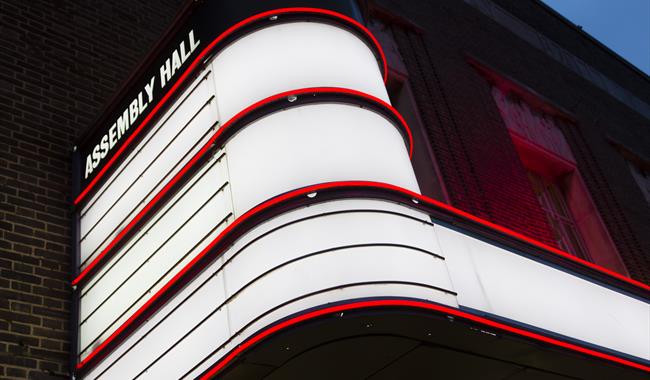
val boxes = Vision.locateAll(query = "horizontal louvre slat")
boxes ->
[79,155,233,358]
[79,70,218,268]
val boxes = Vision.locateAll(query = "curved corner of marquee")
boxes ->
[72,5,398,287]
[73,6,650,380]
[75,7,422,378]
[72,6,388,207]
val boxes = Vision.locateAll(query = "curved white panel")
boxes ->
[182,283,456,380]
[229,198,435,243]
[225,103,419,216]
[75,15,415,374]
[149,248,448,380]
[226,245,449,328]
[221,212,448,297]
[212,21,389,123]
[84,201,453,379]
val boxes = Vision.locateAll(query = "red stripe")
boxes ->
[74,7,388,206]
[76,181,649,374]
[401,183,649,291]
[199,299,650,378]
[72,87,409,287]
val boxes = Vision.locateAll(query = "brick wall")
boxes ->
[1,0,649,378]
[372,0,650,282]
[374,0,557,247]
[0,1,182,378]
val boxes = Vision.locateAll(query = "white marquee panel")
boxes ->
[79,70,215,227]
[79,202,232,359]
[79,70,218,268]
[182,283,457,380]
[78,156,233,359]
[225,103,419,217]
[226,198,436,251]
[78,153,230,319]
[82,202,453,379]
[221,211,448,299]
[435,224,650,361]
[83,254,228,380]
[225,245,451,333]
[80,152,228,295]
[145,247,449,380]
[212,21,389,123]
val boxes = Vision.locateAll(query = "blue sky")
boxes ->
[542,0,650,75]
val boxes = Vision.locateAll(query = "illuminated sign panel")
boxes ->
[71,1,649,379]
[74,0,365,197]
[82,30,201,181]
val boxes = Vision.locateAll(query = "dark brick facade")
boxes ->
[1,0,648,378]
[0,1,182,378]
[389,23,558,247]
[371,0,650,282]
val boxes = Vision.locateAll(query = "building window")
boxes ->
[490,85,627,274]
[527,172,590,260]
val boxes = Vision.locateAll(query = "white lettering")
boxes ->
[138,92,147,114]
[171,49,182,74]
[99,135,109,159]
[83,30,203,182]
[179,41,190,62]
[129,99,139,124]
[117,109,129,138]
[189,30,200,52]
[144,76,155,103]
[108,123,117,149]
[160,59,171,88]
[84,155,93,179]
[92,145,100,169]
